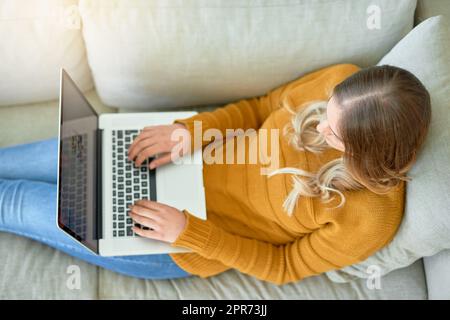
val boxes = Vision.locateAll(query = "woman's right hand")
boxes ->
[127,123,191,169]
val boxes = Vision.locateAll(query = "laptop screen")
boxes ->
[57,69,99,253]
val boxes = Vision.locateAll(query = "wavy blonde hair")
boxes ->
[269,65,432,216]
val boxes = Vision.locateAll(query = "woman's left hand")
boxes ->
[128,200,187,244]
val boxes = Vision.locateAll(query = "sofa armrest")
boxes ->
[415,0,450,25]
[423,249,450,300]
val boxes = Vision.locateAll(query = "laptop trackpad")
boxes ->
[155,155,206,218]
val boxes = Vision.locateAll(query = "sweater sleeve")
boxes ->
[170,200,402,285]
[173,63,361,150]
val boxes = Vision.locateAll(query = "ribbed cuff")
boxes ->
[171,209,223,259]
[171,209,210,250]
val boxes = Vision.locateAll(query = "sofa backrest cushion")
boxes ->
[0,0,93,107]
[78,0,417,110]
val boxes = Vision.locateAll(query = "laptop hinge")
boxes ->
[96,128,103,241]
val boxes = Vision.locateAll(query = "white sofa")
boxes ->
[0,0,449,299]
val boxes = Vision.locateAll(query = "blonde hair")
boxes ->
[268,99,364,215]
[269,65,431,216]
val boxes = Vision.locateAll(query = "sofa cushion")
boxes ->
[0,227,427,300]
[97,259,427,299]
[78,0,416,110]
[0,100,59,147]
[326,16,450,283]
[0,0,93,107]
[415,0,450,24]
[424,249,450,300]
[0,90,115,148]
[0,229,98,299]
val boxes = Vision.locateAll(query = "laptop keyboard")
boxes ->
[111,130,156,238]
[60,135,88,240]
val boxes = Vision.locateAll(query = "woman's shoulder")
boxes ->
[312,181,406,260]
[314,180,406,233]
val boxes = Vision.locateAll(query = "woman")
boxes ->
[0,63,431,285]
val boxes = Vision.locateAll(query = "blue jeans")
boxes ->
[0,137,192,280]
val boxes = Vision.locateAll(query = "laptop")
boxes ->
[56,69,206,256]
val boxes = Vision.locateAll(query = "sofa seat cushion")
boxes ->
[0,232,98,299]
[97,258,427,300]
[0,229,427,299]
[0,90,116,148]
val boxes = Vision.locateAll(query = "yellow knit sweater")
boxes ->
[169,63,405,285]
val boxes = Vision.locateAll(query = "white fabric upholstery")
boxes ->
[78,0,416,110]
[0,0,93,107]
[326,16,450,283]
[0,230,427,299]
[424,249,450,300]
[416,0,450,24]
[0,89,114,147]
[97,258,426,300]
[0,233,98,299]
